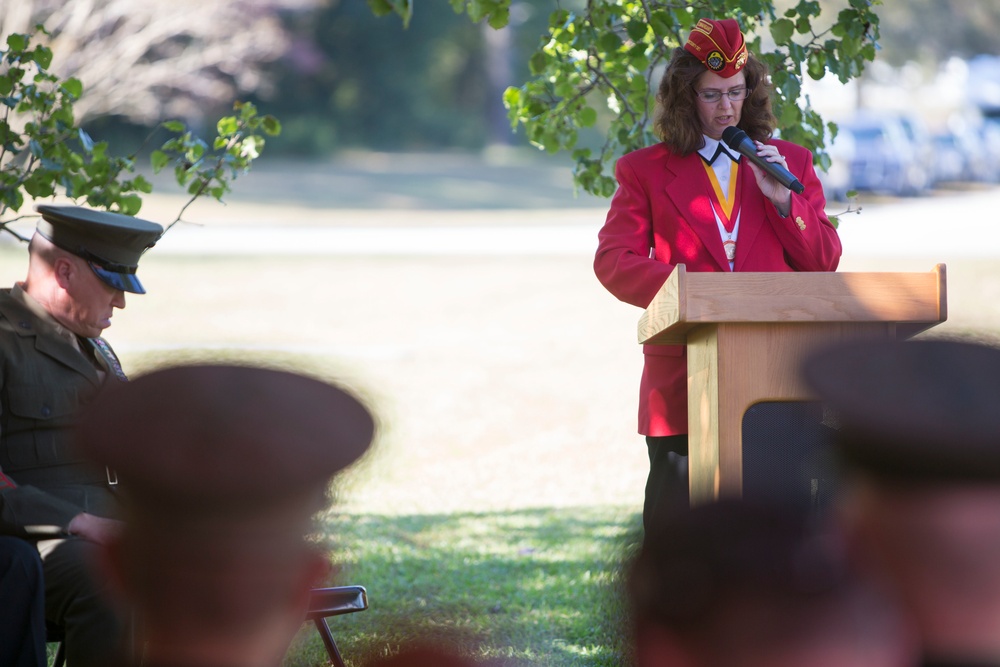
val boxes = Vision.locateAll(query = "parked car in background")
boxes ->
[819,108,1000,200]
[895,113,936,189]
[931,130,969,183]
[976,120,1000,182]
[945,120,1000,183]
[833,112,932,197]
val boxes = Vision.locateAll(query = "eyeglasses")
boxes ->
[695,87,752,103]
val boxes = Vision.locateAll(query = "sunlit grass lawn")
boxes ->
[109,342,645,667]
[285,507,641,667]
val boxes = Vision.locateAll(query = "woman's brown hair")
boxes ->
[653,47,776,156]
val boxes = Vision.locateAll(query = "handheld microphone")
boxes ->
[721,126,805,195]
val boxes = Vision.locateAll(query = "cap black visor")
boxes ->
[89,263,146,294]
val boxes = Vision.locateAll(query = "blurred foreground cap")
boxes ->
[34,203,162,294]
[684,18,749,78]
[802,339,1000,484]
[630,499,848,629]
[74,364,375,524]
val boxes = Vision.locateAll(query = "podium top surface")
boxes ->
[639,264,947,345]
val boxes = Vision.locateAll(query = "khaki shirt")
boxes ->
[10,284,106,382]
[0,288,124,534]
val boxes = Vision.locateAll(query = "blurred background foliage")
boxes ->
[875,0,1000,66]
[7,0,1000,162]
[258,1,546,155]
[75,0,555,157]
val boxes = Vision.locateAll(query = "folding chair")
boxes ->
[47,586,367,667]
[307,585,369,667]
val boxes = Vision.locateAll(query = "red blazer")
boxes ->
[594,140,842,436]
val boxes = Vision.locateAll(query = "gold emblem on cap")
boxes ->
[706,50,725,71]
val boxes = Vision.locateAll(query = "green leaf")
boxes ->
[675,9,697,30]
[578,107,598,128]
[132,175,153,194]
[648,10,673,37]
[625,19,647,42]
[61,77,83,99]
[770,18,795,44]
[32,46,52,70]
[529,52,547,76]
[261,115,281,136]
[150,150,170,173]
[23,172,55,198]
[117,194,142,215]
[188,141,206,162]
[807,51,826,80]
[487,7,509,29]
[367,0,412,27]
[6,34,27,53]
[217,116,239,136]
[502,86,521,111]
[627,44,649,71]
[3,188,24,212]
[598,32,622,54]
[554,79,574,98]
[815,150,831,172]
[162,120,186,133]
[367,0,392,16]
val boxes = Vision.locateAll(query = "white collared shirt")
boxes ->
[697,135,741,270]
[698,135,739,191]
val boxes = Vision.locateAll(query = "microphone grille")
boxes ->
[721,126,747,149]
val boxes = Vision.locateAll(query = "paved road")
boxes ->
[151,186,1000,259]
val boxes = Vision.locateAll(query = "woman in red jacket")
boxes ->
[594,18,842,532]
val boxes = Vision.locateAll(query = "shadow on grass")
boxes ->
[285,506,642,667]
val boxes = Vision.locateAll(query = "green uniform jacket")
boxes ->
[0,289,123,535]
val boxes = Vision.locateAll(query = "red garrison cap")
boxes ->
[684,18,749,78]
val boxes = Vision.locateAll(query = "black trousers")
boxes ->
[0,536,46,667]
[643,435,690,534]
[38,537,124,667]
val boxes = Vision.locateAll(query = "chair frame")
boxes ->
[47,585,368,667]
[306,585,369,667]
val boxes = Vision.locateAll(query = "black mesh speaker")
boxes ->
[741,401,839,512]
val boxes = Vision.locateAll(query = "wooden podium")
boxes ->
[638,264,947,503]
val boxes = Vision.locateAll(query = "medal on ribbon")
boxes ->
[89,337,129,382]
[702,159,743,263]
